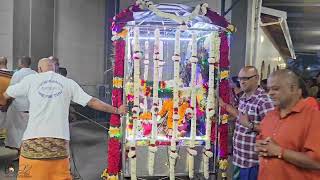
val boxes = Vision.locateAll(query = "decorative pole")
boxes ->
[202,32,218,179]
[148,28,160,176]
[128,27,141,180]
[187,33,198,179]
[169,29,181,180]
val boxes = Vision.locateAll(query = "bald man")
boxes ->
[0,56,9,71]
[232,66,274,180]
[256,69,320,180]
[3,58,127,180]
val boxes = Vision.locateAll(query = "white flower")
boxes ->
[187,148,198,156]
[204,150,213,158]
[153,54,160,60]
[201,3,208,15]
[208,57,216,64]
[169,151,179,159]
[172,55,181,61]
[132,107,140,115]
[111,35,120,41]
[206,109,215,118]
[189,57,198,63]
[173,114,180,121]
[149,146,157,153]
[179,24,188,31]
[186,108,194,115]
[128,150,136,158]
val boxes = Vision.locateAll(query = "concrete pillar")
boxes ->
[230,0,260,75]
[12,0,54,69]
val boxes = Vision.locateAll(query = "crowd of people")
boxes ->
[220,66,320,180]
[0,55,320,180]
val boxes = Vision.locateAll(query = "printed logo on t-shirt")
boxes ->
[38,80,63,98]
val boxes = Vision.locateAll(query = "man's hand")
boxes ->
[256,137,281,157]
[239,112,250,128]
[218,97,226,108]
[117,105,128,115]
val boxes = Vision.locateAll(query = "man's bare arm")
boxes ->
[87,97,127,115]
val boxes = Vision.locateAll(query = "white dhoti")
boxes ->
[0,111,6,128]
[5,105,28,148]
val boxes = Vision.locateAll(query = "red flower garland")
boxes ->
[105,40,126,177]
[218,33,230,159]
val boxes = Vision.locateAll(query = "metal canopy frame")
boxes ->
[221,0,242,16]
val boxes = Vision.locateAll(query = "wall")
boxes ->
[54,0,105,96]
[0,0,13,69]
[255,27,285,80]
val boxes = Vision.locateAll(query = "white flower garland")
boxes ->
[168,30,181,180]
[136,0,208,24]
[129,27,141,180]
[143,41,149,112]
[148,28,160,176]
[188,33,198,179]
[203,32,219,179]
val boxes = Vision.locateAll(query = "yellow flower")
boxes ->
[113,77,123,88]
[227,24,236,33]
[220,70,229,79]
[109,127,120,137]
[101,170,119,180]
[139,112,152,120]
[221,114,229,124]
[118,29,128,38]
[137,140,148,146]
[219,159,228,170]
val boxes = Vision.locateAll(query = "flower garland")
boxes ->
[148,28,160,176]
[101,39,125,180]
[187,33,198,179]
[169,29,181,180]
[142,41,150,112]
[103,1,234,179]
[202,32,218,179]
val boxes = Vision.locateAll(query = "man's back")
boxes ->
[0,70,12,106]
[5,71,92,141]
[10,68,36,111]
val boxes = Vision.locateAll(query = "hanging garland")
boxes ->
[102,1,234,179]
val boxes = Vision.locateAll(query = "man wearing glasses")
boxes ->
[232,66,274,180]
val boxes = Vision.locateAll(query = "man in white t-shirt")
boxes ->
[3,58,127,180]
[5,56,36,149]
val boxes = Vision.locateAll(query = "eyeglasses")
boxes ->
[238,75,257,81]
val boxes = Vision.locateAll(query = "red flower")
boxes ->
[107,138,121,174]
[110,114,121,127]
